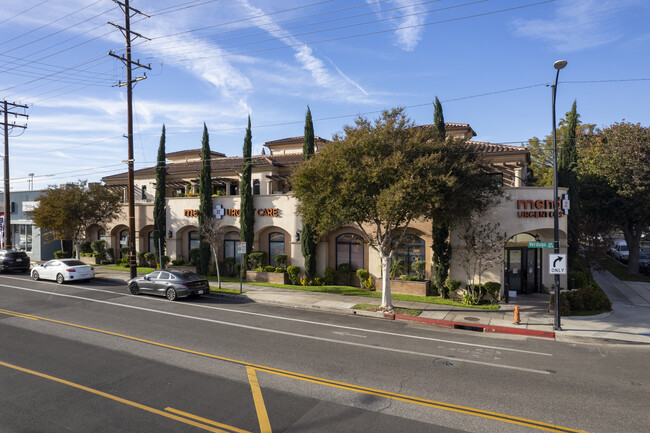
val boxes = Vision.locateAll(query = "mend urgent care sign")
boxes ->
[516,199,565,219]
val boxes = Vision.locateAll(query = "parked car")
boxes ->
[639,250,650,269]
[0,250,30,273]
[31,259,95,283]
[127,270,210,301]
[608,240,629,263]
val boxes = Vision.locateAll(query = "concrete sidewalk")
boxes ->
[94,267,650,345]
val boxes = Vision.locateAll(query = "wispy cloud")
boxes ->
[512,0,639,51]
[368,0,427,52]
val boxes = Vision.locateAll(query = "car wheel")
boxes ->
[32,271,39,281]
[129,282,139,295]
[56,273,65,284]
[166,288,177,301]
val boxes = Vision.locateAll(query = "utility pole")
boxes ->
[1,101,28,250]
[108,0,150,279]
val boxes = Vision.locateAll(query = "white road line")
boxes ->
[0,276,552,357]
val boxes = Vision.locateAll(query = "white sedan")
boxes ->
[31,259,95,284]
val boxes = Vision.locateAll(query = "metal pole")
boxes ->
[125,0,137,280]
[3,102,10,250]
[552,66,562,331]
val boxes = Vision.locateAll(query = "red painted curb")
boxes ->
[394,314,555,339]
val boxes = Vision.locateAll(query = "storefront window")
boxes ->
[269,232,285,267]
[394,235,425,275]
[336,233,363,270]
[14,224,32,252]
[224,231,242,264]
[189,231,200,251]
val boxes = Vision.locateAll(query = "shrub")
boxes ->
[144,252,157,268]
[120,246,129,257]
[568,269,588,290]
[338,263,353,286]
[120,255,131,267]
[80,241,93,254]
[137,251,147,267]
[171,259,185,266]
[106,247,115,263]
[356,269,374,290]
[223,257,235,276]
[264,265,276,272]
[54,250,71,259]
[401,275,418,281]
[411,260,426,280]
[390,258,404,279]
[234,263,241,278]
[444,278,461,299]
[248,252,267,270]
[189,248,201,266]
[274,267,285,273]
[550,283,611,316]
[323,267,335,285]
[91,240,106,255]
[273,254,288,269]
[484,282,501,304]
[287,265,300,284]
[461,292,480,305]
[160,255,170,269]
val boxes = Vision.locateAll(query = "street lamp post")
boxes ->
[552,59,567,331]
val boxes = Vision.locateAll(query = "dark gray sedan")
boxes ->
[127,270,210,300]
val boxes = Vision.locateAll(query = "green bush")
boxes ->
[222,257,235,276]
[461,292,480,305]
[550,283,611,316]
[484,281,501,304]
[144,252,157,268]
[568,269,588,290]
[248,252,267,270]
[323,267,335,285]
[264,265,276,272]
[106,247,115,263]
[356,269,374,290]
[54,250,71,259]
[137,251,147,267]
[91,240,106,255]
[80,241,93,254]
[401,275,418,281]
[160,255,170,270]
[120,246,129,257]
[234,263,242,278]
[444,278,461,299]
[274,267,285,273]
[287,265,300,285]
[273,254,288,269]
[411,260,426,280]
[171,259,185,266]
[390,258,404,279]
[338,263,353,286]
[189,248,201,266]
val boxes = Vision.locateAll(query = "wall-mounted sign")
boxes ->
[516,199,565,218]
[22,201,39,212]
[184,206,280,218]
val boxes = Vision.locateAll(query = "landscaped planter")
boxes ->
[246,270,289,284]
[167,265,198,273]
[79,256,101,265]
[378,279,431,296]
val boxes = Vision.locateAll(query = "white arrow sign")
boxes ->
[549,254,566,275]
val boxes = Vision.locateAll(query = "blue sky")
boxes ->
[1,0,649,191]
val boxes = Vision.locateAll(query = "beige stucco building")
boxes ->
[101,124,567,295]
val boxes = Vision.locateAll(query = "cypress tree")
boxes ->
[152,125,166,261]
[198,123,212,275]
[558,100,580,266]
[431,97,452,294]
[301,106,317,282]
[240,116,254,268]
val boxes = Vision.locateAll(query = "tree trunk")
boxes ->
[212,249,221,290]
[380,254,393,310]
[622,225,642,274]
[74,241,81,260]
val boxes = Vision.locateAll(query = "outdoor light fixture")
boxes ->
[551,59,567,331]
[168,230,173,239]
[296,230,301,241]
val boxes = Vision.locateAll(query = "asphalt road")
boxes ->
[1,274,648,433]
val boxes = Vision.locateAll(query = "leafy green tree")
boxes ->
[431,97,451,293]
[153,125,166,261]
[240,116,254,267]
[558,101,580,267]
[301,106,318,282]
[578,122,650,274]
[31,182,122,259]
[198,123,212,275]
[292,108,496,310]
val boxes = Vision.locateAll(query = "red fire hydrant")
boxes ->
[513,306,521,324]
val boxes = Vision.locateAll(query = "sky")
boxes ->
[0,0,648,191]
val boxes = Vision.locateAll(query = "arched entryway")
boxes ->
[504,233,542,295]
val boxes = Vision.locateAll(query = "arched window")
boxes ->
[224,231,242,264]
[253,179,260,195]
[119,229,129,258]
[188,231,200,251]
[141,185,147,200]
[98,228,106,242]
[336,233,363,270]
[394,235,425,276]
[269,232,285,266]
[148,231,155,252]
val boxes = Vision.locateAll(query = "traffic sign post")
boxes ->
[237,242,246,293]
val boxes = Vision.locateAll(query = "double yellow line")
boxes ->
[0,307,588,433]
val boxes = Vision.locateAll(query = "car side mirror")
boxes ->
[144,276,149,280]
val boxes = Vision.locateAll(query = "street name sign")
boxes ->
[549,254,567,274]
[528,241,554,249]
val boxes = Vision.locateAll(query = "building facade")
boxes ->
[101,125,568,294]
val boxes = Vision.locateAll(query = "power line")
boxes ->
[0,0,51,26]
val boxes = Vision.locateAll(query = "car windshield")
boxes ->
[620,245,628,252]
[61,260,87,266]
